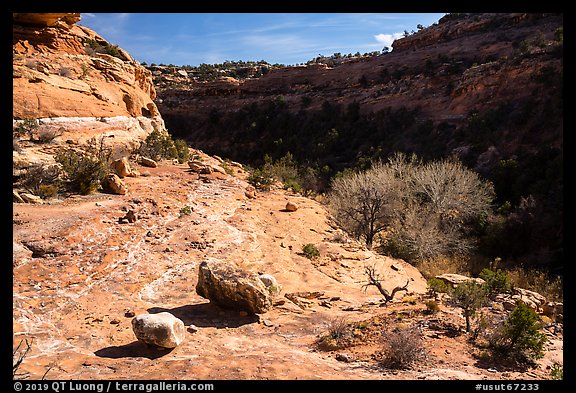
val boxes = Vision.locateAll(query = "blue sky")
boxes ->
[79,13,446,66]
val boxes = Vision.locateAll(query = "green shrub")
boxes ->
[55,149,107,194]
[302,243,320,260]
[19,163,61,198]
[248,153,304,192]
[247,167,275,191]
[54,136,111,195]
[550,363,563,380]
[425,300,440,314]
[179,205,193,216]
[173,139,190,163]
[491,301,547,364]
[479,268,512,298]
[13,118,38,141]
[426,277,450,298]
[84,39,124,59]
[139,130,181,161]
[449,281,488,333]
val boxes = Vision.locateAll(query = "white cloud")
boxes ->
[374,32,404,49]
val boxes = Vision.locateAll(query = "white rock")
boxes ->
[259,274,280,295]
[131,312,186,348]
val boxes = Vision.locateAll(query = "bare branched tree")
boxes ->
[328,161,405,249]
[328,153,495,263]
[13,339,32,380]
[362,265,410,305]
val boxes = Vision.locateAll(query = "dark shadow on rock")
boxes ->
[148,302,259,329]
[95,341,174,360]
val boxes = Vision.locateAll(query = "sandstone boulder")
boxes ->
[13,190,25,203]
[187,161,204,172]
[101,173,128,195]
[513,287,546,312]
[542,302,563,318]
[140,157,158,168]
[20,193,44,204]
[258,274,280,295]
[196,259,273,314]
[285,201,298,212]
[13,241,33,267]
[131,312,186,348]
[435,273,485,288]
[111,157,133,178]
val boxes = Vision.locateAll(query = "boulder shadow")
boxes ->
[95,341,174,360]
[148,302,259,329]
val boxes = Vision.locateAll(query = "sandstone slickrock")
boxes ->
[435,273,485,288]
[131,312,186,348]
[101,173,128,195]
[13,13,167,161]
[196,259,273,314]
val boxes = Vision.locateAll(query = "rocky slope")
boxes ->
[12,155,562,380]
[13,13,166,164]
[12,13,563,381]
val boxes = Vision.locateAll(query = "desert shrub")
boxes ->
[173,138,190,163]
[54,136,111,195]
[55,150,106,194]
[13,118,39,141]
[425,300,440,314]
[302,243,320,260]
[418,256,470,279]
[426,277,450,298]
[19,163,61,199]
[179,205,193,216]
[13,339,32,380]
[479,268,513,298]
[249,153,303,193]
[139,130,179,161]
[59,66,73,77]
[550,363,563,380]
[316,317,352,351]
[490,301,546,364]
[247,167,275,191]
[470,312,490,342]
[380,326,425,369]
[84,39,124,59]
[80,63,91,79]
[449,281,489,333]
[328,158,406,250]
[507,267,563,302]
